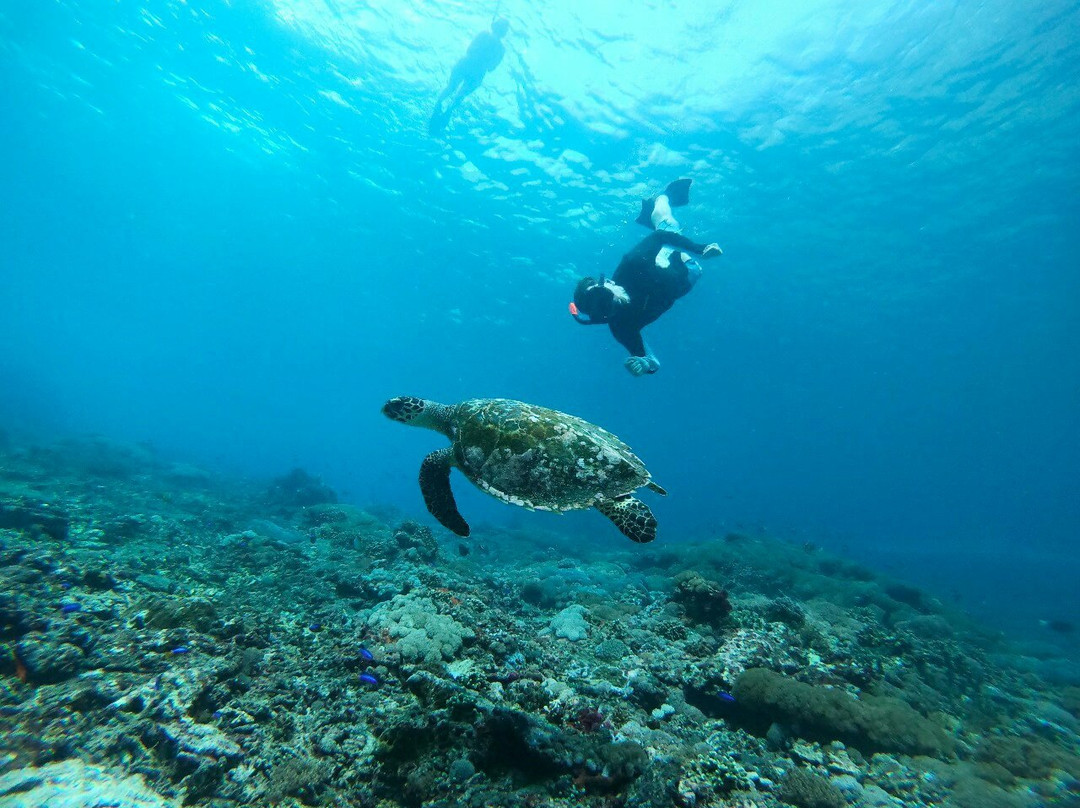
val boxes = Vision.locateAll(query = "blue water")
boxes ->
[1,1,1078,637]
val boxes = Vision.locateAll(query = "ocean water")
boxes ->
[2,0,1079,643]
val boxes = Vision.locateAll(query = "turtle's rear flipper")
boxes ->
[595,496,657,543]
[420,447,470,536]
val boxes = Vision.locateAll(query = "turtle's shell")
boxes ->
[449,398,652,511]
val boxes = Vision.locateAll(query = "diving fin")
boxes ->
[635,178,693,228]
[428,106,451,136]
[664,177,693,207]
[635,198,658,229]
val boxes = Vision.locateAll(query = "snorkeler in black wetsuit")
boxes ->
[429,18,510,133]
[570,179,723,376]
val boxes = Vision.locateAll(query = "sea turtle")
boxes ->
[382,396,667,543]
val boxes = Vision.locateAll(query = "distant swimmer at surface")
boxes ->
[569,178,723,376]
[428,17,510,134]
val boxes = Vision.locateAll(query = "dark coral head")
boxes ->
[382,396,427,423]
[572,707,609,733]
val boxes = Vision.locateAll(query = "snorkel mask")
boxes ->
[570,275,617,323]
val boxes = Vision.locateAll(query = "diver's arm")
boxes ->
[614,325,660,376]
[568,301,606,325]
[653,231,721,257]
[610,320,647,358]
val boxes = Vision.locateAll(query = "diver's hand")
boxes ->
[625,356,660,377]
[702,243,723,258]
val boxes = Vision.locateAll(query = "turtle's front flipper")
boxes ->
[419,447,470,536]
[595,496,657,543]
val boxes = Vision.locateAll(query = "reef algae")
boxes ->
[0,436,1077,808]
[777,766,846,808]
[733,667,956,758]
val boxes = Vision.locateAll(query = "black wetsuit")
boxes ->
[578,231,710,357]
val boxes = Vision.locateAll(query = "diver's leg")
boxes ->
[652,195,680,267]
[636,178,692,230]
[431,66,466,132]
[436,60,468,109]
[451,75,483,109]
[652,195,680,232]
[655,202,709,284]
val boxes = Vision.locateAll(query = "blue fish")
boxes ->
[171,647,190,655]
[359,647,374,661]
[60,603,82,614]
[717,691,736,703]
[359,672,378,686]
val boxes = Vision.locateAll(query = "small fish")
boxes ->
[60,603,82,614]
[717,692,736,703]
[359,673,378,686]
[359,647,374,662]
[171,647,189,655]
[308,623,322,632]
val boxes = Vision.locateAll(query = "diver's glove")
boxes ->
[702,243,723,258]
[625,355,660,377]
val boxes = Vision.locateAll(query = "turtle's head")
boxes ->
[382,396,429,424]
[382,397,450,434]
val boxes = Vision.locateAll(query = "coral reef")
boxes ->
[0,758,178,807]
[778,767,846,808]
[0,435,1077,808]
[672,570,732,626]
[265,468,337,509]
[367,593,474,663]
